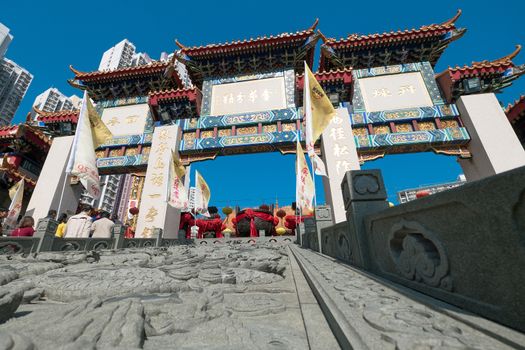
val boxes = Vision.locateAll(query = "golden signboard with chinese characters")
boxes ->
[101,104,149,136]
[210,77,287,116]
[358,72,433,112]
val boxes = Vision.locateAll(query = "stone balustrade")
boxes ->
[305,166,525,333]
[0,222,295,254]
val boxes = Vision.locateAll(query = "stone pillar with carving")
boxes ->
[313,205,333,253]
[341,170,388,268]
[35,218,58,252]
[321,107,361,224]
[302,217,316,249]
[112,224,126,249]
[136,125,181,238]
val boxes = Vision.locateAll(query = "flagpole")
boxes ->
[56,172,69,215]
[295,137,302,239]
[309,154,318,209]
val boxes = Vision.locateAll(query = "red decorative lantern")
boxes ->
[415,190,430,199]
[276,209,287,218]
[129,207,139,215]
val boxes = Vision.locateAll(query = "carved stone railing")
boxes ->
[318,166,525,333]
[298,205,334,252]
[193,236,295,245]
[4,220,295,254]
[0,237,40,255]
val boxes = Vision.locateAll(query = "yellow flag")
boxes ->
[195,170,211,212]
[171,150,186,179]
[168,151,189,209]
[85,94,113,148]
[304,62,337,146]
[8,180,21,200]
[295,141,314,212]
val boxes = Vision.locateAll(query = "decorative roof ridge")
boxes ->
[505,94,525,114]
[148,87,198,96]
[0,124,20,132]
[177,21,318,53]
[71,60,170,79]
[296,67,353,78]
[438,9,462,27]
[33,106,79,117]
[0,167,37,187]
[317,30,335,44]
[474,45,522,65]
[0,123,51,145]
[327,9,462,45]
[447,46,522,72]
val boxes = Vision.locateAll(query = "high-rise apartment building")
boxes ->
[0,58,33,126]
[0,22,33,125]
[80,174,124,216]
[99,39,153,71]
[0,23,13,59]
[131,52,152,67]
[32,88,80,119]
[98,39,136,71]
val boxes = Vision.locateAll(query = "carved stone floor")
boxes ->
[0,243,338,350]
[0,244,524,349]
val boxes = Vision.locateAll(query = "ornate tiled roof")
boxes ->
[506,95,525,124]
[177,20,318,58]
[0,124,51,147]
[442,45,522,81]
[323,10,462,49]
[436,45,525,102]
[0,166,37,187]
[34,108,79,124]
[320,10,465,70]
[70,61,171,82]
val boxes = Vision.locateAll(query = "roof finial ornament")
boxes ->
[69,65,85,75]
[67,79,87,90]
[494,44,522,63]
[309,18,319,32]
[317,30,334,44]
[32,106,48,117]
[175,39,187,50]
[441,9,462,26]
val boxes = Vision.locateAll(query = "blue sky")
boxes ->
[3,0,525,207]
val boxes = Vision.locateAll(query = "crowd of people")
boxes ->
[0,204,115,239]
[0,202,308,240]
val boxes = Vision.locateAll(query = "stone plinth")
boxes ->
[457,93,525,181]
[26,136,82,223]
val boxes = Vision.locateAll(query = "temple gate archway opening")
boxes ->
[361,152,464,204]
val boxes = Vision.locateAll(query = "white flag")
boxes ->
[66,92,102,199]
[5,179,24,228]
[195,171,211,217]
[303,61,328,177]
[295,140,314,213]
[311,153,327,176]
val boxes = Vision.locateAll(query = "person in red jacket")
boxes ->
[10,216,35,237]
[179,212,195,239]
[196,213,225,238]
